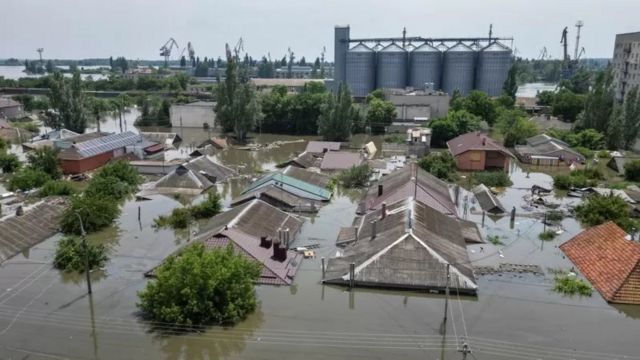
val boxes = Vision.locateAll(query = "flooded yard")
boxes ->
[0,130,639,360]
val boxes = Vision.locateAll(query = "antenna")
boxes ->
[488,24,493,42]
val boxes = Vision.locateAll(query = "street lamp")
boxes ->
[75,212,92,294]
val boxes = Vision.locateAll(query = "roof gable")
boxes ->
[560,222,640,303]
[447,132,514,158]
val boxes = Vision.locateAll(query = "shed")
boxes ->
[560,222,640,304]
[447,132,514,171]
[472,184,506,214]
[324,198,478,294]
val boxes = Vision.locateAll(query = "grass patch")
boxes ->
[487,235,504,246]
[553,274,592,297]
[538,230,557,241]
[545,210,564,222]
[470,171,512,188]
[383,134,406,144]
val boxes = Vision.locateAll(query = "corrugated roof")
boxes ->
[446,42,473,52]
[482,41,511,52]
[560,222,640,304]
[305,141,341,154]
[242,172,331,201]
[447,132,514,158]
[277,151,321,169]
[282,166,331,188]
[154,156,237,193]
[59,131,141,160]
[472,184,505,214]
[380,43,406,53]
[320,151,363,170]
[325,197,477,293]
[349,43,374,52]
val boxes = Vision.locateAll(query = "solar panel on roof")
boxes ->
[74,131,141,158]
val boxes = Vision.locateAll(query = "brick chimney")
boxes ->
[378,184,384,197]
[272,237,287,262]
[260,236,272,248]
[482,137,486,146]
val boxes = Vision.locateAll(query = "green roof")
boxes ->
[243,172,332,201]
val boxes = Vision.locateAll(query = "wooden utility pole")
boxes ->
[443,263,451,322]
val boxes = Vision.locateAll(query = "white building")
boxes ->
[170,101,216,128]
[612,31,640,102]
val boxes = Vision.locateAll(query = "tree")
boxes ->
[624,160,640,181]
[0,152,20,174]
[137,243,261,326]
[495,108,538,147]
[503,63,518,99]
[366,89,385,104]
[575,193,636,232]
[564,129,605,150]
[318,82,353,141]
[579,69,614,133]
[27,147,61,179]
[460,91,498,125]
[47,71,87,133]
[54,236,108,272]
[536,90,556,106]
[552,88,584,122]
[620,86,640,149]
[111,94,132,133]
[606,106,624,149]
[215,44,261,141]
[366,97,396,134]
[39,180,76,197]
[180,56,186,67]
[95,160,141,188]
[418,152,458,182]
[88,97,112,133]
[565,67,591,94]
[8,168,50,191]
[60,195,121,235]
[430,110,482,147]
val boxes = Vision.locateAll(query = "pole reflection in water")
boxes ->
[88,293,99,359]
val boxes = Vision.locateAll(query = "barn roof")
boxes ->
[58,131,142,160]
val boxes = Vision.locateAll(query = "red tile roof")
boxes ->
[560,222,640,304]
[447,132,514,158]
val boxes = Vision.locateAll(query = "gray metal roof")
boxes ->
[74,131,141,158]
[436,43,449,51]
[413,43,440,52]
[447,42,473,52]
[380,43,406,53]
[482,41,511,52]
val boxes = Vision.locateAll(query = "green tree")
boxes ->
[27,147,61,179]
[624,160,640,181]
[0,152,20,174]
[111,93,132,133]
[495,108,538,147]
[137,243,261,326]
[606,106,624,149]
[60,195,121,235]
[418,152,458,181]
[47,71,88,132]
[39,180,76,197]
[536,90,556,106]
[565,67,592,94]
[575,193,636,231]
[180,56,186,67]
[54,236,108,272]
[366,97,396,134]
[502,63,518,99]
[338,164,371,188]
[318,82,353,141]
[88,97,112,133]
[8,168,50,191]
[94,160,141,188]
[552,88,584,122]
[215,45,261,141]
[579,69,614,133]
[460,91,498,125]
[430,110,482,147]
[564,129,605,150]
[366,89,385,104]
[45,60,54,73]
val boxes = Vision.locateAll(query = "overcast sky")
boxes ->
[2,0,639,61]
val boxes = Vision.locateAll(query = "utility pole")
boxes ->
[443,263,451,322]
[75,212,92,294]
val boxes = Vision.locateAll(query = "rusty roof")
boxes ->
[560,222,640,304]
[320,151,363,170]
[447,132,514,158]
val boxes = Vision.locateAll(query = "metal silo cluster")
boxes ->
[376,43,407,90]
[476,42,513,96]
[409,43,442,90]
[442,42,476,96]
[346,43,376,97]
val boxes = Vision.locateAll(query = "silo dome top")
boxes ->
[481,41,511,52]
[379,43,406,52]
[413,43,440,52]
[446,42,474,52]
[349,43,374,52]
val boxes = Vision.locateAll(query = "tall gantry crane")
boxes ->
[159,38,179,66]
[36,48,44,65]
[574,21,584,60]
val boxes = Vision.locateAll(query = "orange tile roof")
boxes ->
[560,222,640,304]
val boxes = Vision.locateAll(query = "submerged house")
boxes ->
[357,165,457,216]
[232,171,332,212]
[560,222,640,305]
[320,151,364,171]
[281,166,331,188]
[324,197,478,294]
[305,141,341,154]
[607,155,640,175]
[277,151,322,169]
[197,199,304,285]
[447,132,514,171]
[153,156,237,195]
[515,134,585,165]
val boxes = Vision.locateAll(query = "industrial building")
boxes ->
[334,26,513,97]
[612,31,640,102]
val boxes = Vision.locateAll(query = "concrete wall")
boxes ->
[170,102,215,128]
[387,93,450,120]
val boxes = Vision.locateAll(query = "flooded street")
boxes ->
[0,130,639,360]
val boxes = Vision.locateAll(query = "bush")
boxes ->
[418,152,458,182]
[553,168,603,190]
[338,164,371,188]
[189,192,223,219]
[573,146,593,160]
[137,243,261,326]
[624,159,640,181]
[553,274,592,296]
[487,235,504,246]
[39,180,76,197]
[154,207,191,229]
[60,195,121,235]
[575,193,636,231]
[54,236,108,272]
[84,176,132,201]
[26,147,61,179]
[154,192,223,229]
[470,171,512,187]
[384,134,406,144]
[94,160,141,188]
[0,152,21,174]
[538,230,557,241]
[8,168,50,191]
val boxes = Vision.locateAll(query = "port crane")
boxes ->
[159,37,179,66]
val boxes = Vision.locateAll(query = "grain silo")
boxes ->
[409,43,442,90]
[475,42,512,96]
[442,42,476,96]
[376,43,407,90]
[346,43,376,97]
[436,43,449,52]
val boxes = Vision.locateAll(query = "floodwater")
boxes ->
[0,132,639,360]
[516,82,558,97]
[0,65,108,81]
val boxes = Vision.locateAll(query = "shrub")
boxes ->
[84,176,132,201]
[418,152,458,182]
[0,152,21,174]
[60,195,121,235]
[154,192,223,229]
[470,171,512,187]
[545,210,564,221]
[26,147,61,180]
[553,274,592,296]
[575,193,636,231]
[8,168,50,191]
[573,146,593,160]
[94,160,141,188]
[189,192,223,219]
[54,236,108,272]
[487,235,504,246]
[154,207,191,229]
[39,180,76,197]
[624,159,640,181]
[538,230,557,241]
[596,150,611,159]
[338,164,371,188]
[137,243,261,326]
[553,168,603,190]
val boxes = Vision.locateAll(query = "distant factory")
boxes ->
[333,26,514,97]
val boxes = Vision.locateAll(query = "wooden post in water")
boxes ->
[349,263,355,289]
[321,257,326,279]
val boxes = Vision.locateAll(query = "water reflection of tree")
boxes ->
[154,307,265,360]
[334,185,364,203]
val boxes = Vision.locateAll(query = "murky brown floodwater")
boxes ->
[0,127,639,360]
